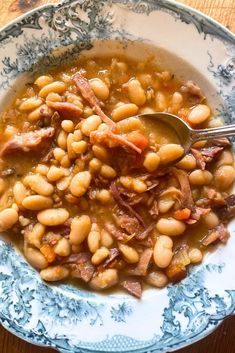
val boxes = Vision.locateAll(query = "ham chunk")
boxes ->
[0,127,55,157]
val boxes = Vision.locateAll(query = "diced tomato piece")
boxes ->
[127,131,149,151]
[174,208,191,220]
[40,244,56,263]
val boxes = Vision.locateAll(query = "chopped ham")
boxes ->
[126,249,153,276]
[121,279,142,298]
[105,223,130,242]
[40,149,53,163]
[149,200,159,219]
[180,80,205,103]
[201,187,226,207]
[191,207,210,220]
[200,146,223,160]
[73,72,116,129]
[110,182,145,227]
[211,138,231,147]
[0,127,55,157]
[115,214,141,234]
[172,168,194,209]
[90,124,142,154]
[191,148,206,170]
[62,253,95,282]
[202,224,230,246]
[50,111,62,130]
[46,100,83,118]
[191,146,223,168]
[136,223,155,240]
[108,131,142,154]
[216,194,235,221]
[101,248,120,269]
[73,73,142,154]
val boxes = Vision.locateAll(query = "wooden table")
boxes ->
[0,0,234,352]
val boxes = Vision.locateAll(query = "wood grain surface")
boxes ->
[0,0,234,352]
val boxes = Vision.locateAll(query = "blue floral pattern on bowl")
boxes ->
[0,1,234,352]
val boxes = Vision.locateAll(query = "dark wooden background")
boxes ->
[0,0,234,352]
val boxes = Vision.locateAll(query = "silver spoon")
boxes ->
[138,112,235,155]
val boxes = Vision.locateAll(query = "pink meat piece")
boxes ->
[126,249,153,276]
[172,168,194,209]
[98,248,120,270]
[115,214,141,235]
[121,279,142,298]
[73,72,115,128]
[202,224,230,246]
[61,253,95,282]
[104,223,130,242]
[0,127,55,157]
[180,80,205,103]
[90,129,142,154]
[110,182,145,227]
[191,149,206,170]
[46,100,83,118]
[73,73,142,154]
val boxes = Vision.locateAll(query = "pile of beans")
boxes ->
[0,56,233,296]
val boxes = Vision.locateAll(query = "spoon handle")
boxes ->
[191,124,235,143]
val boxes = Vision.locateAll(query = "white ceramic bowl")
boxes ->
[0,1,234,352]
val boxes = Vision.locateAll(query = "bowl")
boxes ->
[0,1,234,352]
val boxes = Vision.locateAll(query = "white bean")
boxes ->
[89,269,118,290]
[81,115,102,136]
[22,195,53,210]
[188,248,203,264]
[54,238,71,257]
[91,247,110,265]
[47,166,64,182]
[61,120,74,133]
[19,97,43,111]
[143,152,160,172]
[189,170,213,186]
[188,104,210,124]
[37,208,69,226]
[127,79,146,106]
[24,174,54,196]
[38,81,66,98]
[24,246,48,269]
[119,243,139,263]
[112,103,138,122]
[156,217,186,236]
[89,78,109,101]
[202,211,219,229]
[176,154,197,170]
[100,165,117,179]
[145,271,168,288]
[40,266,69,281]
[0,208,18,230]
[70,171,92,197]
[87,223,101,253]
[69,215,91,245]
[214,165,235,190]
[26,223,45,248]
[158,144,184,164]
[101,229,113,248]
[13,181,27,208]
[35,75,53,88]
[153,235,173,268]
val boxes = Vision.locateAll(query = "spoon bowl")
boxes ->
[137,112,235,157]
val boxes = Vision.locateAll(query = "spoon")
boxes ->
[138,112,235,155]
